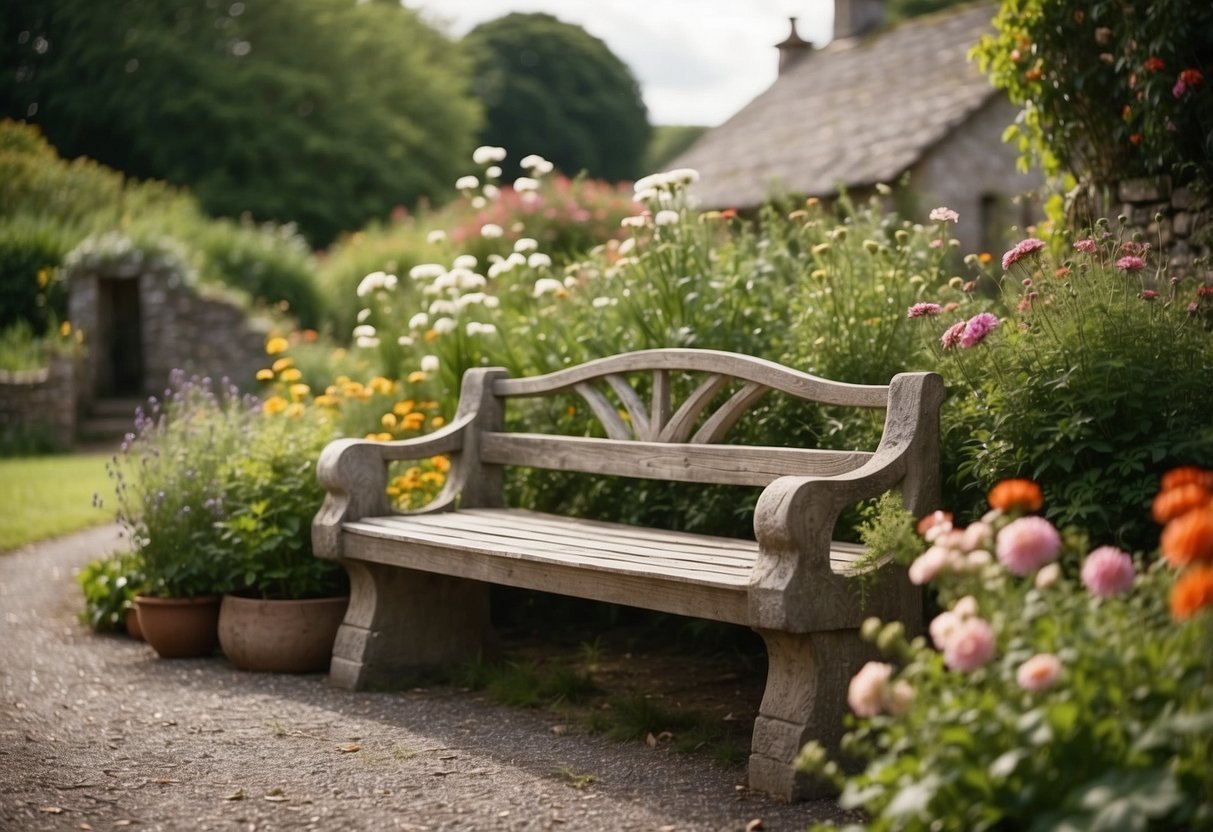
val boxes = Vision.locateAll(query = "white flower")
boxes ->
[397,335,414,347]
[533,277,564,297]
[356,307,372,323]
[487,261,512,279]
[618,237,636,255]
[633,187,658,203]
[655,210,680,226]
[431,271,457,293]
[563,275,578,288]
[356,270,387,297]
[480,223,503,238]
[486,165,502,179]
[472,145,506,165]
[455,175,479,190]
[458,292,487,308]
[591,296,617,309]
[513,177,540,193]
[408,312,429,330]
[514,237,538,253]
[466,321,497,336]
[528,252,552,269]
[665,167,699,185]
[507,251,527,267]
[432,316,457,334]
[420,354,440,373]
[483,295,500,309]
[519,154,553,174]
[471,196,487,209]
[483,184,500,201]
[453,254,478,270]
[621,215,648,228]
[383,273,398,290]
[428,300,457,316]
[426,229,447,244]
[633,172,669,194]
[352,324,377,338]
[458,271,486,290]
[355,335,380,349]
[409,263,445,281]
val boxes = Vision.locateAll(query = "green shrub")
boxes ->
[0,215,74,332]
[77,552,145,633]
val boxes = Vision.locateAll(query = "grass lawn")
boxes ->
[0,453,114,551]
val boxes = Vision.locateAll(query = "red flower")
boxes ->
[988,479,1044,513]
[1180,68,1204,86]
[1171,565,1213,620]
[1144,57,1165,72]
[1129,133,1143,145]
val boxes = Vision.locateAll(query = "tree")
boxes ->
[1,0,482,245]
[464,13,650,182]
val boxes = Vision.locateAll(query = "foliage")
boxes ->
[102,371,259,598]
[909,221,1213,552]
[207,403,344,600]
[0,214,73,334]
[973,0,1213,196]
[801,475,1213,831]
[3,0,481,245]
[76,551,144,633]
[644,125,709,174]
[464,13,650,182]
[0,452,109,547]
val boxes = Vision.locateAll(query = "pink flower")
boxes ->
[1034,562,1062,589]
[996,516,1062,575]
[930,207,960,223]
[886,680,915,716]
[907,302,942,318]
[1073,239,1097,255]
[960,312,999,347]
[1081,546,1136,597]
[1016,653,1062,692]
[940,321,966,350]
[943,617,996,672]
[1117,255,1147,271]
[930,238,944,249]
[1140,290,1159,300]
[1001,237,1046,270]
[908,545,957,585]
[929,610,961,649]
[847,661,893,717]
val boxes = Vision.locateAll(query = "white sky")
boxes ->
[405,1,835,127]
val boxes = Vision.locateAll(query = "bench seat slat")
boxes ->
[479,433,873,486]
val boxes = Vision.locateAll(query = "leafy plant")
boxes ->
[800,473,1213,831]
[77,552,145,633]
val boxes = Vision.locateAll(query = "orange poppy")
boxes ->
[1170,565,1213,620]
[1151,483,1212,524]
[1161,466,1213,492]
[1160,509,1213,568]
[987,479,1044,513]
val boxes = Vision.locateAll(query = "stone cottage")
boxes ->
[670,0,1042,257]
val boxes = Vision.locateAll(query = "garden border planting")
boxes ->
[313,348,945,801]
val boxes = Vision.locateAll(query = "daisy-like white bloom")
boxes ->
[409,263,445,281]
[533,277,564,297]
[432,316,457,334]
[514,177,540,193]
[453,254,477,270]
[480,223,504,238]
[356,270,388,297]
[408,313,429,331]
[929,206,959,223]
[426,229,447,244]
[352,324,376,339]
[485,165,502,179]
[454,175,479,191]
[528,252,552,269]
[466,321,497,336]
[472,145,506,165]
[655,209,680,226]
[519,154,553,174]
[621,215,648,228]
[514,238,539,253]
[420,355,440,373]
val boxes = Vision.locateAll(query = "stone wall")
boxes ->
[0,357,78,448]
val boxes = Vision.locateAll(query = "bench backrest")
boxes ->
[463,349,897,491]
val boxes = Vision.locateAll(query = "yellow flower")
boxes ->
[265,336,289,355]
[289,383,310,401]
[272,357,294,372]
[393,400,415,416]
[364,432,394,442]
[37,268,51,288]
[431,455,451,473]
[59,321,72,337]
[285,402,305,418]
[407,371,428,384]
[978,252,994,265]
[431,416,446,429]
[313,394,338,408]
[263,396,288,415]
[386,485,402,497]
[256,368,274,381]
[403,412,426,431]
[421,471,445,486]
[381,412,398,428]
[424,329,440,343]
[419,400,439,411]
[566,405,576,417]
[370,376,396,396]
[280,368,303,382]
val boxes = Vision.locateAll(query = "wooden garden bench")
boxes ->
[312,349,944,801]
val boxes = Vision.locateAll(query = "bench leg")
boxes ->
[329,560,491,690]
[748,628,872,801]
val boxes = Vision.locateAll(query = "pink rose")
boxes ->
[1081,546,1136,597]
[1016,653,1062,692]
[886,680,915,716]
[929,610,961,650]
[908,545,956,585]
[943,617,996,672]
[996,516,1062,575]
[847,661,894,717]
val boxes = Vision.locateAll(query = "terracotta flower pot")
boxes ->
[218,595,349,673]
[134,595,221,658]
[123,606,144,641]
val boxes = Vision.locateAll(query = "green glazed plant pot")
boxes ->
[133,595,221,658]
[218,595,349,673]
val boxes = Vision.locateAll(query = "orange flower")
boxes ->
[1161,509,1213,568]
[1152,483,1211,524]
[1161,466,1213,492]
[988,479,1044,513]
[1170,565,1213,620]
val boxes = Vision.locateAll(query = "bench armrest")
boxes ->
[312,412,475,559]
[750,371,944,631]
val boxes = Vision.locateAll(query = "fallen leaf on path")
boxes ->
[224,789,245,801]
[338,743,360,753]
[745,820,765,832]
[38,806,63,814]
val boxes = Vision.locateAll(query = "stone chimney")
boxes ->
[775,17,812,75]
[834,0,884,40]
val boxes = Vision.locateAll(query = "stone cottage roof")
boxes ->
[670,2,1000,209]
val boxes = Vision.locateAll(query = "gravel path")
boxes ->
[0,524,853,831]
